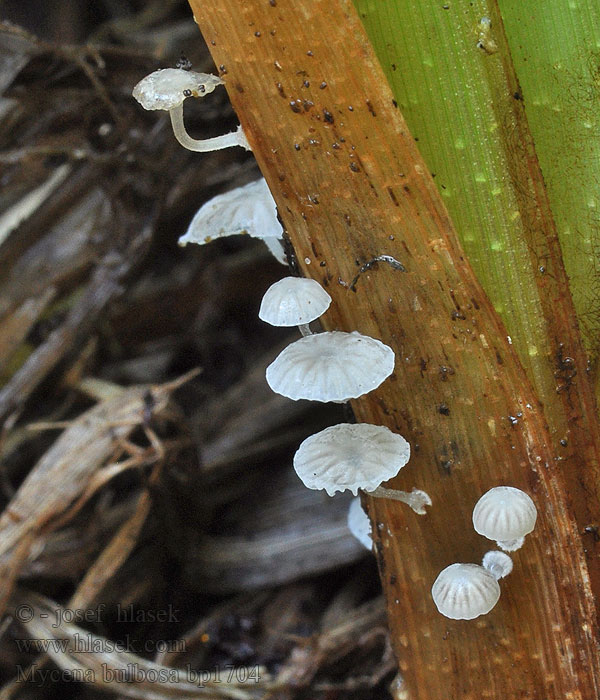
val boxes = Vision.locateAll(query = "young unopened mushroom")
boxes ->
[347,497,373,550]
[482,550,513,580]
[472,486,537,552]
[293,423,431,513]
[266,331,395,403]
[132,68,250,152]
[431,563,500,620]
[178,178,286,264]
[259,277,332,336]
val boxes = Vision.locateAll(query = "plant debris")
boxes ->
[0,4,395,699]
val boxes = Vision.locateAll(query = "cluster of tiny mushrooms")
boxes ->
[133,66,538,621]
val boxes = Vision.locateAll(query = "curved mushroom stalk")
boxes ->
[261,236,287,266]
[367,486,432,515]
[169,104,250,152]
[132,68,252,153]
[297,323,312,337]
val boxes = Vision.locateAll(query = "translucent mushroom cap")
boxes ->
[482,550,513,580]
[293,423,410,496]
[472,486,537,542]
[266,331,395,402]
[347,497,373,550]
[431,563,500,620]
[178,179,286,264]
[132,68,223,111]
[259,277,332,327]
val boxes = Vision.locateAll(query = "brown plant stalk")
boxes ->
[188,0,600,697]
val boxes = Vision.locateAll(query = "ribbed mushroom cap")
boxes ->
[178,178,285,264]
[472,486,537,542]
[431,563,500,620]
[266,331,395,402]
[259,277,332,327]
[347,497,373,550]
[132,69,223,110]
[293,423,410,496]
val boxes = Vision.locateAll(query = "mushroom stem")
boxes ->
[297,323,313,337]
[261,236,287,265]
[367,486,432,515]
[169,103,251,152]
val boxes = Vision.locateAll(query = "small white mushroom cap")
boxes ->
[132,68,223,111]
[259,277,332,327]
[347,497,373,550]
[293,423,410,496]
[178,178,286,264]
[431,563,500,620]
[482,550,513,580]
[472,486,537,549]
[266,331,395,402]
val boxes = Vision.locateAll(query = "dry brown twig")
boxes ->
[8,590,265,700]
[0,370,199,617]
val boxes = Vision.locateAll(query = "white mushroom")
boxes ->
[293,423,430,514]
[259,277,332,336]
[293,423,409,496]
[266,331,395,403]
[482,550,513,580]
[178,178,286,264]
[472,486,537,552]
[132,68,250,152]
[347,497,373,550]
[431,563,500,620]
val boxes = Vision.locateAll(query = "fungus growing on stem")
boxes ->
[179,178,286,264]
[259,277,332,336]
[431,563,501,620]
[132,68,250,152]
[266,331,395,402]
[472,486,537,552]
[293,423,431,513]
